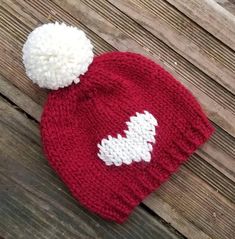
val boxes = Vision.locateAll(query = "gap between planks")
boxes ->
[166,0,235,51]
[215,0,235,16]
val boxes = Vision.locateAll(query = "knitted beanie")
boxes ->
[22,22,214,223]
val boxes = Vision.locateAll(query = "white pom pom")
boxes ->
[22,22,94,90]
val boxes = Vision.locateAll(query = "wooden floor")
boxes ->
[0,0,235,238]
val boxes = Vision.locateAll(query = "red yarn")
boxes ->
[41,52,214,223]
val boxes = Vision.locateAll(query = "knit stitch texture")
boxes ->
[41,52,214,223]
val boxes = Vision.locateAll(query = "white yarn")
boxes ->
[97,111,158,166]
[22,22,94,90]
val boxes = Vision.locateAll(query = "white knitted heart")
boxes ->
[97,111,158,166]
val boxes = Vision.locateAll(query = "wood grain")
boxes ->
[144,167,235,239]
[0,96,182,239]
[166,0,235,51]
[0,75,42,121]
[216,0,235,15]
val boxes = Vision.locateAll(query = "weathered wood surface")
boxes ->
[166,0,235,51]
[0,0,235,239]
[215,0,235,15]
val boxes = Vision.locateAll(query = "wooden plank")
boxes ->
[144,197,211,239]
[0,96,183,239]
[1,0,235,138]
[198,124,235,183]
[144,167,235,239]
[109,0,235,94]
[215,0,235,15]
[166,0,235,51]
[0,75,42,121]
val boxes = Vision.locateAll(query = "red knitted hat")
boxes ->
[22,22,214,223]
